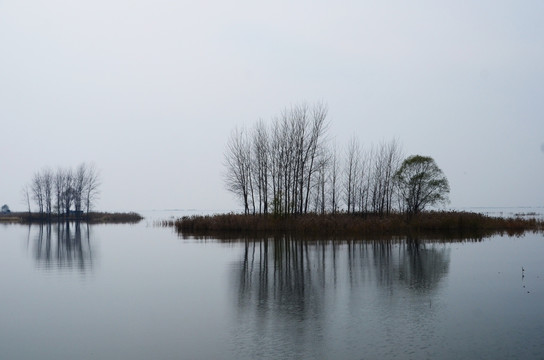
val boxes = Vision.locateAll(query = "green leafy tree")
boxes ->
[394,155,449,215]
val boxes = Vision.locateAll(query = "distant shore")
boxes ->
[169,211,544,238]
[0,211,143,224]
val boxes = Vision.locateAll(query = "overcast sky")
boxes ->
[1,1,543,212]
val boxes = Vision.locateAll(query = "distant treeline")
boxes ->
[224,102,448,217]
[1,211,143,224]
[22,162,100,219]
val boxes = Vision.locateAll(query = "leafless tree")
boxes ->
[344,137,360,214]
[31,171,44,215]
[269,112,295,216]
[302,102,328,213]
[252,120,269,214]
[223,103,408,217]
[355,147,371,214]
[382,139,403,215]
[328,142,340,214]
[61,168,74,216]
[368,139,403,216]
[42,168,53,217]
[84,163,101,215]
[54,168,65,217]
[224,127,254,214]
[25,163,101,219]
[21,184,32,214]
[225,102,329,216]
[73,163,87,217]
[269,116,287,215]
[312,147,330,214]
[369,144,384,214]
[290,106,305,214]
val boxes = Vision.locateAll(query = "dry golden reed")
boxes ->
[174,211,543,238]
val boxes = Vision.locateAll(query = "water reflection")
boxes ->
[234,236,451,304]
[236,237,324,320]
[229,235,452,358]
[27,222,95,272]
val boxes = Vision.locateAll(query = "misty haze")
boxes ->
[1,1,544,359]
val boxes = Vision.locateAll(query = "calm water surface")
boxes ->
[0,218,543,359]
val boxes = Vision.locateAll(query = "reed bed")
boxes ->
[174,211,544,238]
[85,212,144,224]
[0,215,23,223]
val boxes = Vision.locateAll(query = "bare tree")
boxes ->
[287,106,305,215]
[266,103,328,215]
[54,168,65,218]
[31,171,44,215]
[344,137,360,214]
[224,102,329,216]
[302,102,328,213]
[313,147,330,214]
[42,168,53,217]
[221,103,409,217]
[282,112,296,215]
[62,168,74,216]
[25,164,101,219]
[224,127,253,214]
[367,139,403,215]
[328,142,340,214]
[382,139,403,215]
[356,147,371,214]
[269,113,295,216]
[84,163,101,215]
[269,116,287,215]
[21,184,32,214]
[252,120,270,214]
[73,163,87,217]
[370,143,385,214]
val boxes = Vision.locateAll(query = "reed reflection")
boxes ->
[399,237,450,291]
[28,222,95,272]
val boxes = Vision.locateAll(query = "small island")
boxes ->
[171,103,544,239]
[0,211,143,224]
[2,162,143,224]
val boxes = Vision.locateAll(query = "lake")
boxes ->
[1,212,543,359]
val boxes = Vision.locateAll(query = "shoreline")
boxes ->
[0,211,144,224]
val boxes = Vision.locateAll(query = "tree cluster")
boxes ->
[225,103,327,216]
[22,163,101,219]
[223,103,433,217]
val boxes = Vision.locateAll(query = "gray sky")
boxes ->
[1,1,543,212]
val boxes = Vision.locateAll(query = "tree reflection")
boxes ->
[237,236,322,320]
[30,222,95,272]
[233,236,451,313]
[230,236,453,357]
[398,237,450,291]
